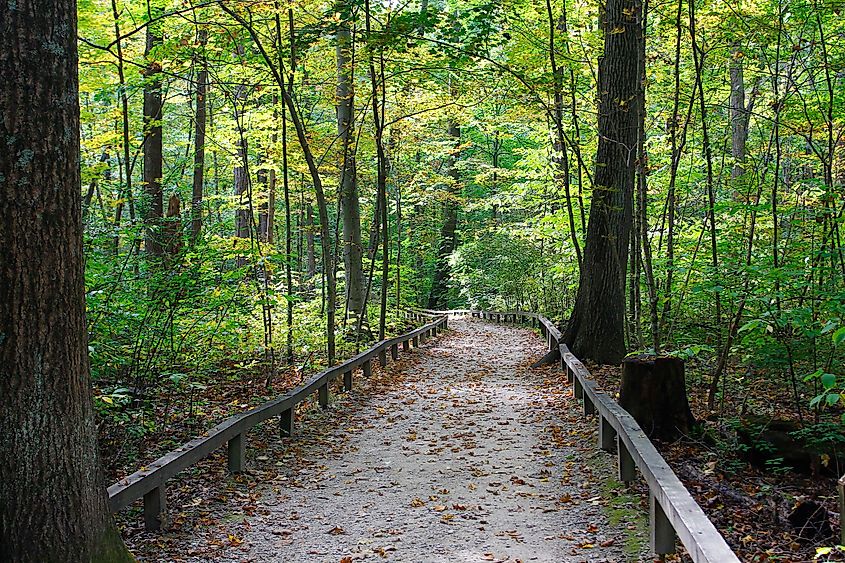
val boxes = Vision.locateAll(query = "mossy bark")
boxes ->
[0,0,133,559]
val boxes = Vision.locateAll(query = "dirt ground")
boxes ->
[123,318,651,562]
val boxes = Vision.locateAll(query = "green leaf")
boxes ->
[833,327,845,346]
[826,393,841,407]
[821,373,837,390]
[804,368,824,382]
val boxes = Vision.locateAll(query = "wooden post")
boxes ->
[547,332,553,351]
[378,349,387,366]
[319,382,329,407]
[650,494,676,555]
[420,332,426,344]
[573,376,584,400]
[443,317,448,329]
[362,358,372,377]
[343,370,353,391]
[391,343,399,360]
[618,436,636,483]
[412,335,419,347]
[599,415,616,452]
[583,394,596,417]
[143,485,167,531]
[402,339,410,351]
[280,408,293,437]
[228,433,245,473]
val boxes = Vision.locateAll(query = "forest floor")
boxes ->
[588,363,842,562]
[119,319,657,562]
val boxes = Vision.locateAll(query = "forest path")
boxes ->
[144,318,643,562]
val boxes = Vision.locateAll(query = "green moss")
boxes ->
[586,451,649,561]
[91,524,135,563]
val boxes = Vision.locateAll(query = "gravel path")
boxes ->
[134,318,645,562]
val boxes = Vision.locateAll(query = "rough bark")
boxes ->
[143,8,164,257]
[729,47,749,180]
[619,355,695,441]
[562,0,640,364]
[0,0,132,558]
[336,7,365,324]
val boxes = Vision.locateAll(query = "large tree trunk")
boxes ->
[336,7,365,324]
[190,28,208,244]
[562,0,640,364]
[427,118,460,309]
[0,0,132,558]
[143,8,164,257]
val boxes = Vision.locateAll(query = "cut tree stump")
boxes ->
[619,355,695,441]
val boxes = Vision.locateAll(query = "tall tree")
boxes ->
[0,0,133,558]
[336,2,365,326]
[142,0,164,256]
[562,0,641,364]
[428,114,461,309]
[190,27,208,243]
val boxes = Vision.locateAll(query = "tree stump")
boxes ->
[619,355,695,441]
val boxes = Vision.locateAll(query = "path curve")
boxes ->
[139,318,644,562]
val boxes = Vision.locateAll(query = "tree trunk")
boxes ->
[336,6,365,325]
[110,0,133,256]
[729,45,749,180]
[562,0,640,364]
[258,107,277,245]
[619,356,695,441]
[233,90,251,245]
[427,118,460,309]
[190,28,208,244]
[0,0,132,557]
[164,194,183,262]
[306,200,317,282]
[143,7,164,257]
[546,0,582,270]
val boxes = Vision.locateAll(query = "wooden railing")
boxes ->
[108,313,448,530]
[418,308,740,563]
